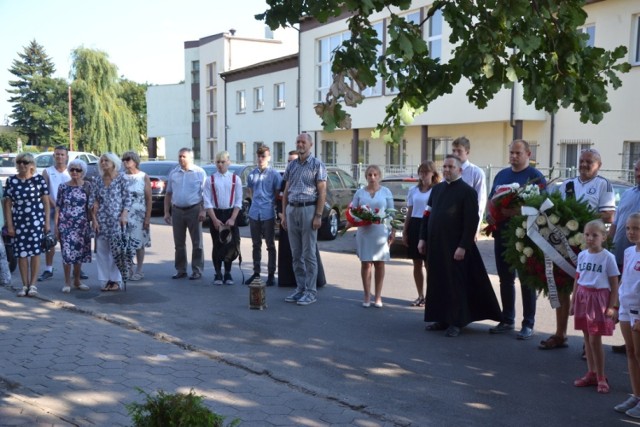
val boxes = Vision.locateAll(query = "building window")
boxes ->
[207,115,218,139]
[206,62,216,87]
[236,90,246,113]
[633,15,640,65]
[362,21,384,98]
[316,31,351,103]
[358,139,370,164]
[207,89,214,113]
[560,140,592,177]
[623,141,640,173]
[236,142,246,163]
[253,142,263,162]
[386,140,407,172]
[581,24,596,47]
[192,111,200,122]
[191,61,200,84]
[428,8,443,60]
[193,137,200,160]
[254,87,264,111]
[321,140,337,165]
[274,83,285,108]
[273,141,285,166]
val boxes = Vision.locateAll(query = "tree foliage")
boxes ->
[120,79,149,147]
[7,40,69,146]
[257,0,631,142]
[70,48,138,154]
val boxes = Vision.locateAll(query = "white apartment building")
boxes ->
[148,0,639,179]
[297,0,639,179]
[147,29,297,162]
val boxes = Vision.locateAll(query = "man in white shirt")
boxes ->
[451,137,487,232]
[539,148,615,351]
[163,148,207,280]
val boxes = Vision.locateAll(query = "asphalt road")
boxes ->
[0,217,633,426]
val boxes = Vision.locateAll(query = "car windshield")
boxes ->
[384,180,418,200]
[139,163,177,175]
[0,156,15,167]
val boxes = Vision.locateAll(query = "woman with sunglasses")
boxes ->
[55,159,93,293]
[121,151,151,281]
[3,152,50,297]
[92,152,131,291]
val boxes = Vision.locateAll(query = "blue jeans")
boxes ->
[249,217,276,276]
[494,228,536,328]
[286,205,318,295]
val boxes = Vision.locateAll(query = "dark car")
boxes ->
[381,174,419,246]
[202,163,254,226]
[320,167,360,240]
[138,160,179,213]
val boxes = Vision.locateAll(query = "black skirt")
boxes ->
[407,217,427,261]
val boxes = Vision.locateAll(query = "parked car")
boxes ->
[34,151,99,174]
[201,163,254,227]
[320,167,360,240]
[0,153,18,187]
[381,174,419,246]
[138,160,179,213]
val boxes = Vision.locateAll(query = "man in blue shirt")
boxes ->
[487,139,546,340]
[245,146,282,287]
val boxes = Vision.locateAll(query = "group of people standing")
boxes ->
[0,147,152,296]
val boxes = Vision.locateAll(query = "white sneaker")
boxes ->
[626,401,640,418]
[17,286,28,297]
[74,283,90,291]
[615,395,640,413]
[27,286,38,297]
[62,286,71,293]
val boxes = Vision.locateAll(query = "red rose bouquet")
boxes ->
[483,182,543,236]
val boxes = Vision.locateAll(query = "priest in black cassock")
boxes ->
[418,155,501,337]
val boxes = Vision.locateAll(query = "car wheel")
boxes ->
[237,200,250,227]
[318,208,338,241]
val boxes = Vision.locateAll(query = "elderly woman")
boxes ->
[3,152,50,296]
[55,159,93,293]
[121,151,151,280]
[92,152,131,291]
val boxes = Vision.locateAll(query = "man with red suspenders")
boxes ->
[204,151,242,285]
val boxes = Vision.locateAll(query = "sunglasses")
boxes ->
[122,157,132,161]
[69,168,83,173]
[16,160,31,165]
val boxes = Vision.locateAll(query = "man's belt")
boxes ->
[288,200,317,207]
[173,203,200,210]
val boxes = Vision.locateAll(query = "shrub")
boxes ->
[126,387,240,427]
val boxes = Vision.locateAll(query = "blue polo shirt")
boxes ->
[247,166,282,221]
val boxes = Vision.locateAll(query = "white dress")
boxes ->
[125,171,151,250]
[352,186,394,262]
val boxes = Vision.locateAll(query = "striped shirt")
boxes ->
[283,155,327,203]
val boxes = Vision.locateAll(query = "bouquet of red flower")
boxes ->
[483,182,543,236]
[346,203,384,227]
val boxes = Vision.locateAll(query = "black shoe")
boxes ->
[266,275,276,287]
[172,272,187,279]
[445,326,461,337]
[612,344,627,354]
[212,273,223,285]
[244,273,260,285]
[425,322,448,331]
[80,270,89,280]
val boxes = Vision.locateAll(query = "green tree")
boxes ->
[120,79,148,148]
[7,40,69,146]
[70,47,138,154]
[258,0,631,142]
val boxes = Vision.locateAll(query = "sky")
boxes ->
[0,0,273,124]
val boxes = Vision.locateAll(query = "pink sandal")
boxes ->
[574,372,597,387]
[597,378,610,394]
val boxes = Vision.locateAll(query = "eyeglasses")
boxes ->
[122,157,132,161]
[16,160,31,165]
[69,168,83,173]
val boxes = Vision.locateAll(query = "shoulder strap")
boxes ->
[211,175,218,208]
[565,181,575,199]
[229,173,237,206]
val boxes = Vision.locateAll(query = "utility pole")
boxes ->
[68,86,74,150]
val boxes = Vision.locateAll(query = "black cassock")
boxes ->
[420,178,501,327]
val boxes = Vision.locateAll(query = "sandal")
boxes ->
[574,372,598,387]
[101,281,120,292]
[425,322,448,331]
[597,378,610,394]
[410,297,425,307]
[539,335,568,350]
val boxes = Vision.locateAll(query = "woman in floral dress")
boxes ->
[4,152,50,297]
[92,153,131,291]
[122,151,151,281]
[55,159,93,293]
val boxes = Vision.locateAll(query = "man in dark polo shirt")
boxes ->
[281,133,327,306]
